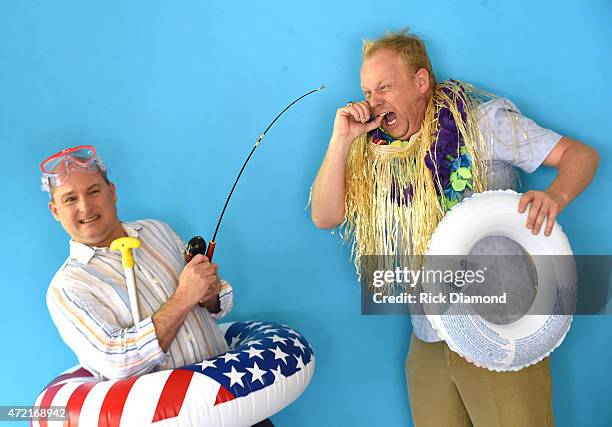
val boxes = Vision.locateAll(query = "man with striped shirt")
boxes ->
[42,145,233,380]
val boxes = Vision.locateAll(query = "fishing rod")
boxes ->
[186,84,325,262]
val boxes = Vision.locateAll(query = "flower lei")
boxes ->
[367,83,474,212]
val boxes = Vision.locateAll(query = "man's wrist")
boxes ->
[546,188,570,209]
[329,133,354,153]
[169,290,195,313]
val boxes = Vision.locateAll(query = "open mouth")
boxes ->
[79,215,100,225]
[383,111,397,127]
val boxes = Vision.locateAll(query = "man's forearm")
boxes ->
[152,293,193,352]
[311,135,352,228]
[520,138,600,236]
[547,142,599,208]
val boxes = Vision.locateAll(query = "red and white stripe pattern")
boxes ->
[32,321,314,427]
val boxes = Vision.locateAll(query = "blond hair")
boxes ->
[362,29,436,88]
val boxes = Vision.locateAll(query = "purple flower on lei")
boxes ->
[424,84,467,191]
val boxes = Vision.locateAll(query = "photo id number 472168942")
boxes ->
[0,406,68,421]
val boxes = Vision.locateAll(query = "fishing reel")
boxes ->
[185,236,216,263]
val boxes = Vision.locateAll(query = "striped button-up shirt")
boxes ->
[47,219,233,380]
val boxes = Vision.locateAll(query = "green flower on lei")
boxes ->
[440,146,473,211]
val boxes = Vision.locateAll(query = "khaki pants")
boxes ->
[406,334,554,427]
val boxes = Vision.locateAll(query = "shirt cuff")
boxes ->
[135,316,165,368]
[210,280,233,320]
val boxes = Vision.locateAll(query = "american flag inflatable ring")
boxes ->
[32,321,315,426]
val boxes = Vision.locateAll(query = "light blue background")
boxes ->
[1,1,611,425]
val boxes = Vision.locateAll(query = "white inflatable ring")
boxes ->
[33,321,314,426]
[424,190,576,371]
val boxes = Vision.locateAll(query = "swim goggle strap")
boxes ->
[40,145,106,192]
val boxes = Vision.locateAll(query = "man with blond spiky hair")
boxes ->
[311,30,599,426]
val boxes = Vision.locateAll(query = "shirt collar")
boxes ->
[68,222,142,265]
